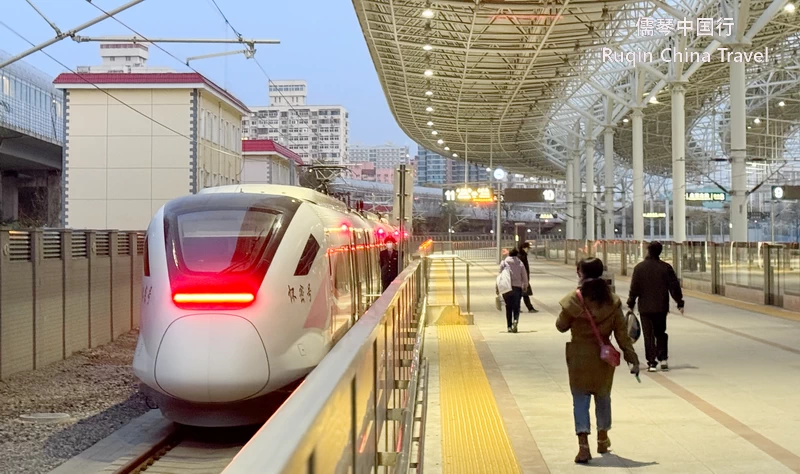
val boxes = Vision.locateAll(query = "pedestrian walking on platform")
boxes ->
[518,241,539,313]
[626,241,684,372]
[557,257,640,464]
[498,248,528,333]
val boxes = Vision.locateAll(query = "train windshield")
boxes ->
[174,208,280,274]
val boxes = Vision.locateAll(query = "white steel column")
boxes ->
[604,127,615,239]
[585,121,595,240]
[632,108,645,241]
[573,124,583,240]
[566,162,574,239]
[730,53,748,241]
[671,83,687,242]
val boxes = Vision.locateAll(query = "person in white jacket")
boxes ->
[498,248,529,333]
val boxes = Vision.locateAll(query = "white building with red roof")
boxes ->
[53,71,249,230]
[241,139,302,186]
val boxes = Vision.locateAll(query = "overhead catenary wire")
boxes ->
[85,0,322,157]
[200,0,334,162]
[0,19,244,163]
[80,1,313,173]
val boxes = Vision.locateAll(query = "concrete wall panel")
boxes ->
[1,263,34,377]
[90,258,112,347]
[64,258,90,357]
[36,259,64,368]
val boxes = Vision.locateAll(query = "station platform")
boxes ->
[422,253,800,473]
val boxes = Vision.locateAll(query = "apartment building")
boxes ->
[242,80,348,164]
[349,142,410,168]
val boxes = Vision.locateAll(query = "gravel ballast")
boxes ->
[0,329,149,474]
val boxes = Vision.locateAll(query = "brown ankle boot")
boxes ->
[597,430,610,454]
[575,433,591,463]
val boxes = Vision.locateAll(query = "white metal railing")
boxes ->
[223,259,428,474]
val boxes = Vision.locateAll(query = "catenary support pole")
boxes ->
[573,122,583,240]
[632,108,645,241]
[585,120,595,240]
[604,127,615,239]
[672,83,687,242]
[729,52,748,242]
[566,162,574,240]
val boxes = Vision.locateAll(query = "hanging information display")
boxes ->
[443,186,495,203]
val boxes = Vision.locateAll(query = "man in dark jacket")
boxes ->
[518,241,539,313]
[627,241,684,372]
[379,236,399,292]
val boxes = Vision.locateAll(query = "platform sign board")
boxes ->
[537,213,558,220]
[643,212,667,218]
[503,188,556,203]
[443,186,495,203]
[772,185,800,200]
[685,191,727,202]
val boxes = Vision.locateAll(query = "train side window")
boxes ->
[143,235,150,276]
[294,234,320,276]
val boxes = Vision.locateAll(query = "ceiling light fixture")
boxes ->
[426,106,434,112]
[778,100,786,107]
[444,146,450,151]
[622,118,629,123]
[432,130,438,135]
[422,8,434,18]
[423,44,433,51]
[424,69,434,77]
[452,153,458,158]
[785,3,796,13]
[437,139,444,144]
[754,117,761,124]
[427,121,434,126]
[425,90,433,96]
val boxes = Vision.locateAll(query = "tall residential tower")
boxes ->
[242,80,348,164]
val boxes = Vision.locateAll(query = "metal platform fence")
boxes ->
[0,229,145,379]
[414,236,800,314]
[224,258,429,474]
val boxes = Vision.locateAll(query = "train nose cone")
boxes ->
[154,314,269,403]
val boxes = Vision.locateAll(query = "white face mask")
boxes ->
[386,243,394,250]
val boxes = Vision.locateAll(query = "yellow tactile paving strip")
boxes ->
[429,261,456,306]
[437,324,522,473]
[428,258,521,472]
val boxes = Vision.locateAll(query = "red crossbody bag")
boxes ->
[576,290,621,367]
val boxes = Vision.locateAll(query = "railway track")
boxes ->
[112,425,257,474]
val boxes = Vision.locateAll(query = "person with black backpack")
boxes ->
[518,241,539,313]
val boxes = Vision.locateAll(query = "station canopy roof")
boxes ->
[353,0,800,180]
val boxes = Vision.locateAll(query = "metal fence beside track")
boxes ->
[223,258,428,474]
[0,229,145,379]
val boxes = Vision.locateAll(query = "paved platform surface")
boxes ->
[423,253,800,474]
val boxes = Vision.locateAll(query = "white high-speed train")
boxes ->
[132,184,399,426]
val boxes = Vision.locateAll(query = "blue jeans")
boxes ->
[572,389,611,434]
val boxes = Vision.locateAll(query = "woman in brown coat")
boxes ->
[556,257,640,463]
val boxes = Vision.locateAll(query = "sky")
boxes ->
[0,0,415,150]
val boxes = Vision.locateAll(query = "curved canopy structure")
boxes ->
[352,0,800,179]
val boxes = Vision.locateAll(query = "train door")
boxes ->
[348,228,358,324]
[328,235,353,341]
